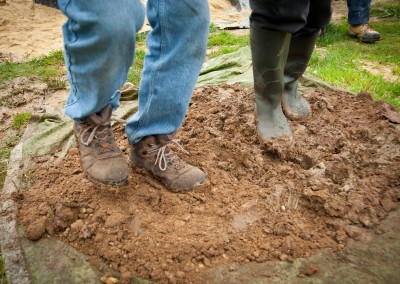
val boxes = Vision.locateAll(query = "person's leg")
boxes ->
[58,0,145,185]
[347,0,371,25]
[249,0,310,141]
[59,0,144,120]
[282,0,332,120]
[126,0,210,143]
[250,26,291,140]
[250,0,309,34]
[347,0,380,42]
[127,0,210,191]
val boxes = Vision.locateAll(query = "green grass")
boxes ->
[136,32,148,48]
[0,135,21,188]
[127,49,146,86]
[0,114,29,188]
[371,3,400,19]
[309,12,400,108]
[125,33,148,86]
[207,30,249,58]
[0,248,7,284]
[12,113,32,130]
[0,50,66,89]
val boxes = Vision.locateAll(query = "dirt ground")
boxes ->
[18,83,400,283]
[0,0,65,63]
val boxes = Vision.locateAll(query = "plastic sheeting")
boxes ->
[197,46,253,87]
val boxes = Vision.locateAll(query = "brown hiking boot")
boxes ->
[349,23,380,43]
[74,104,128,186]
[128,134,207,191]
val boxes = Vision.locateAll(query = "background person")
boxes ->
[347,0,381,42]
[249,0,332,142]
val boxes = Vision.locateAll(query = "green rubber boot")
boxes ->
[250,25,292,140]
[282,31,319,120]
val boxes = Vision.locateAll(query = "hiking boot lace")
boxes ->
[361,23,376,33]
[146,140,189,171]
[80,117,126,153]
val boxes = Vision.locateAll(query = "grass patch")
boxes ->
[136,32,148,49]
[371,3,400,18]
[125,32,149,86]
[12,113,32,130]
[207,30,249,58]
[0,248,8,284]
[310,11,400,108]
[0,135,21,188]
[127,49,146,86]
[0,50,66,88]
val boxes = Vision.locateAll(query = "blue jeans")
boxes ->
[58,0,210,144]
[347,0,371,25]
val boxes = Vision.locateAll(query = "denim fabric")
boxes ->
[58,0,145,121]
[58,0,209,143]
[347,0,371,25]
[125,0,210,143]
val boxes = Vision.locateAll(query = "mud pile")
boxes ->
[18,84,400,283]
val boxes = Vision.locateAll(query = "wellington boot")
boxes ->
[282,31,319,120]
[129,134,207,192]
[250,25,292,140]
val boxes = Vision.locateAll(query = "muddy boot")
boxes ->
[250,25,292,140]
[282,31,319,120]
[74,104,128,186]
[128,134,206,192]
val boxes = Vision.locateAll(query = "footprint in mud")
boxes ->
[231,211,260,230]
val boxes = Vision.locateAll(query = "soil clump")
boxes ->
[18,83,400,283]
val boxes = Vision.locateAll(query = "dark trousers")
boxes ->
[249,0,332,37]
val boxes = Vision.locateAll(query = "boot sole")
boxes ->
[348,32,380,43]
[77,155,128,188]
[86,174,128,188]
[128,158,205,192]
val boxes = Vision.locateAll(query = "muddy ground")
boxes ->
[17,83,400,283]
